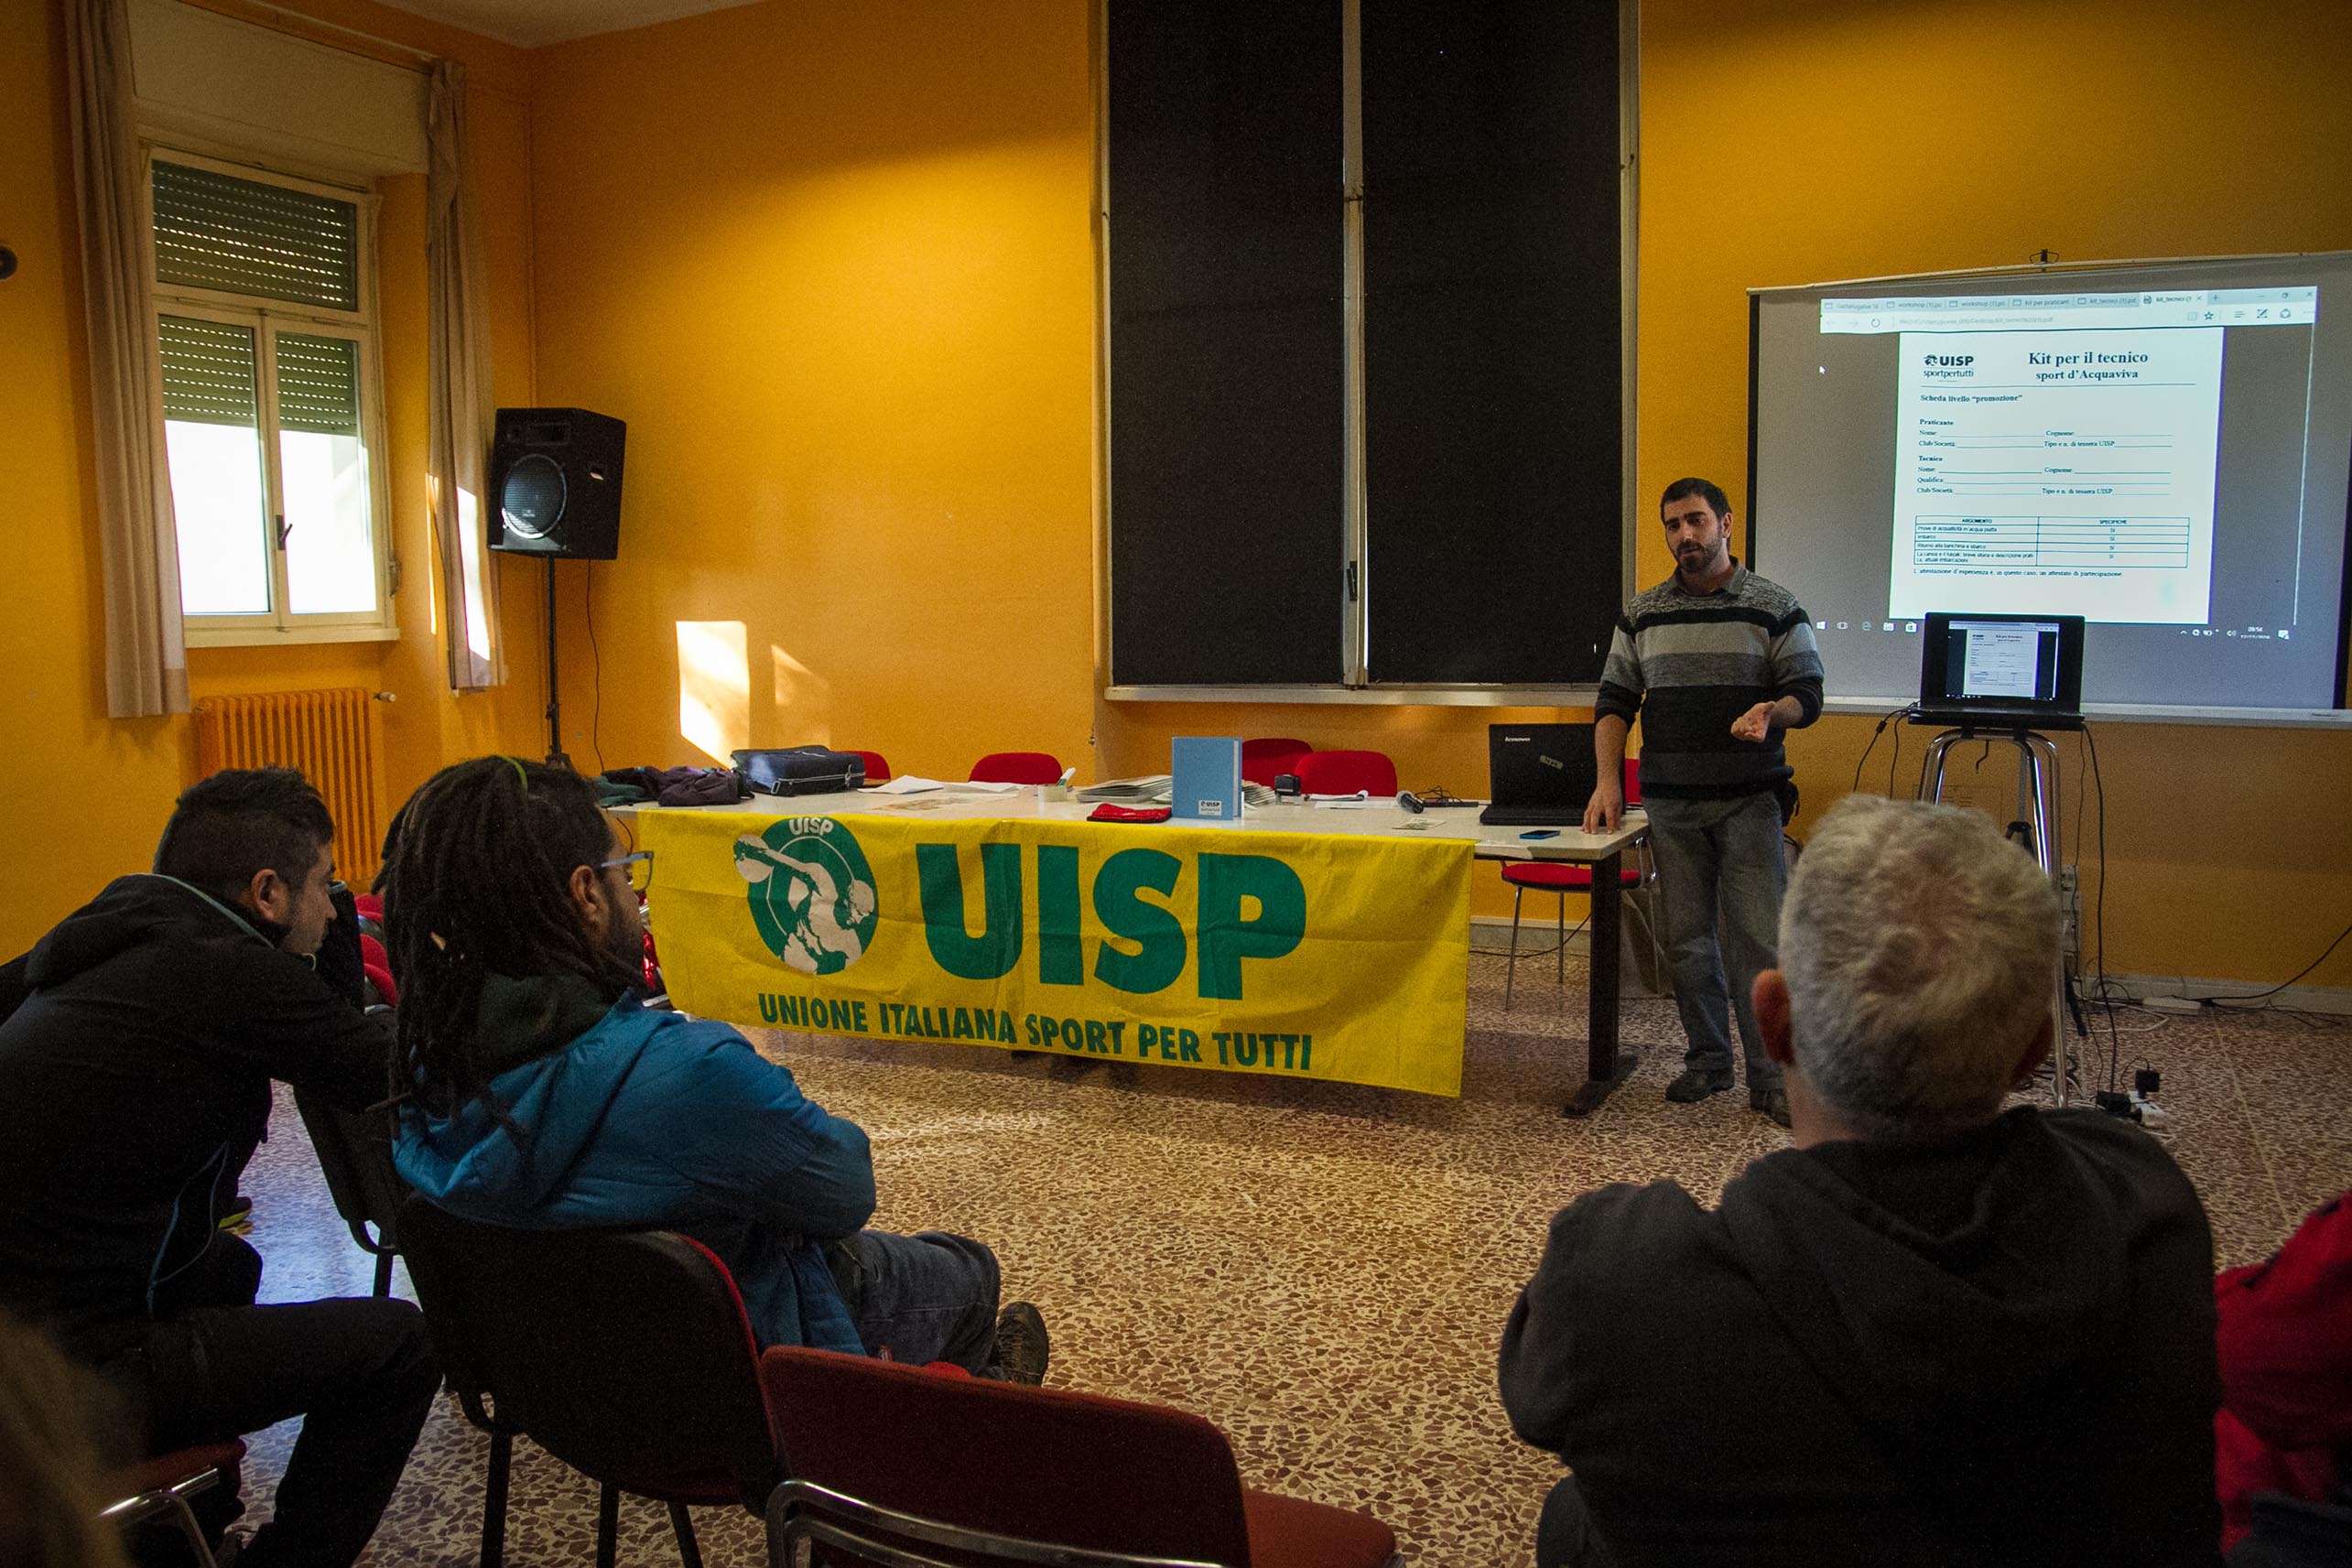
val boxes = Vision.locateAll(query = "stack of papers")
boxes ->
[1076,774,1170,802]
[1077,775,1278,807]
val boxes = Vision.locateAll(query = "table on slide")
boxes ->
[623,788,1648,1115]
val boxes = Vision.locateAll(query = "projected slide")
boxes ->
[1891,328,2222,622]
[1753,266,2348,714]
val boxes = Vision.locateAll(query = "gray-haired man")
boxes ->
[1501,795,2220,1568]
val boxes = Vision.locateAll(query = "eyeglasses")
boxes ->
[600,850,654,893]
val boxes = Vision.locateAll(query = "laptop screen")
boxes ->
[1918,612,2085,719]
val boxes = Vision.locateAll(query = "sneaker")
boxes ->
[991,1301,1049,1386]
[1664,1069,1734,1104]
[1750,1085,1793,1130]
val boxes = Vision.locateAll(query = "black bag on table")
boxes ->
[732,746,867,796]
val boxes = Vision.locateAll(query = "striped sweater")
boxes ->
[1593,561,1824,801]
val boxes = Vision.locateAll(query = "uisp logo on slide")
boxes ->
[735,818,878,974]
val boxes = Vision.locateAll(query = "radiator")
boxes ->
[194,689,388,886]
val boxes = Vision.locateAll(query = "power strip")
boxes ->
[2140,995,2204,1015]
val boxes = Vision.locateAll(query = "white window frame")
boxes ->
[142,146,398,646]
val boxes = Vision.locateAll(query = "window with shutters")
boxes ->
[146,151,395,643]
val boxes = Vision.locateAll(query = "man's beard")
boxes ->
[603,909,645,979]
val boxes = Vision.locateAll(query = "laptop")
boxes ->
[1479,723,1598,826]
[1913,612,2086,731]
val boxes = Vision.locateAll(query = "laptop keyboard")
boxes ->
[1479,805,1582,827]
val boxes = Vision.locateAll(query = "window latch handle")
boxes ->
[1347,560,1360,602]
[276,514,291,550]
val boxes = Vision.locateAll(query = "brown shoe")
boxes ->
[991,1301,1049,1386]
[1750,1084,1793,1130]
[1664,1069,1733,1104]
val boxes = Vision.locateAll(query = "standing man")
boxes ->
[1585,478,1822,1125]
[0,768,437,1567]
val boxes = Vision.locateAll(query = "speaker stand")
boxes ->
[544,557,572,773]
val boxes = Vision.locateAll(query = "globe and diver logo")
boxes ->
[734,818,879,974]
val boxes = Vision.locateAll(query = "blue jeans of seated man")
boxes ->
[1645,790,1786,1087]
[824,1228,1003,1374]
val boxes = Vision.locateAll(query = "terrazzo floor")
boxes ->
[229,957,2351,1566]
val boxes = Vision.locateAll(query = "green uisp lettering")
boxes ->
[756,994,870,1033]
[1022,1014,1129,1054]
[876,1001,1019,1042]
[917,844,1306,999]
[1212,1032,1313,1072]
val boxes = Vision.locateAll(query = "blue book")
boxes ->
[1171,737,1243,822]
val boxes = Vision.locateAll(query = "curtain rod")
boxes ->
[185,0,440,70]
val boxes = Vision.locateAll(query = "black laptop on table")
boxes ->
[1913,612,2086,732]
[1479,723,1599,827]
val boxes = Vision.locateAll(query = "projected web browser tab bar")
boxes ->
[1821,287,2318,333]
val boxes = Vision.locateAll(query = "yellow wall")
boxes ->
[527,0,1098,787]
[0,0,547,955]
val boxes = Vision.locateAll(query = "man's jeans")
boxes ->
[102,1238,439,1568]
[1644,791,1786,1088]
[825,1228,1003,1374]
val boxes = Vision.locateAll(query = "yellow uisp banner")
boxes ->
[639,808,1471,1097]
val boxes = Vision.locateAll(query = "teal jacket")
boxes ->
[395,982,872,1351]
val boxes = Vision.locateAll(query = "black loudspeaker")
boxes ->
[489,407,625,559]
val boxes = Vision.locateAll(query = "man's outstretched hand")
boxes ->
[1730,702,1777,743]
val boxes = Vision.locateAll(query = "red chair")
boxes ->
[1293,749,1397,797]
[1501,756,1649,1011]
[397,1197,783,1568]
[846,750,892,785]
[100,1440,246,1568]
[970,752,1064,785]
[358,931,398,1007]
[761,1346,1401,1568]
[1240,737,1312,787]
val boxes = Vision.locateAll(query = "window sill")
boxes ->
[185,623,400,649]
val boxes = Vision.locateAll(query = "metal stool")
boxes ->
[1915,723,2073,1106]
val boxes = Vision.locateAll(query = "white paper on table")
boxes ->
[872,775,946,795]
[950,780,1023,795]
[1306,792,1371,808]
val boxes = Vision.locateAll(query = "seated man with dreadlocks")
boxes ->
[384,756,1048,1382]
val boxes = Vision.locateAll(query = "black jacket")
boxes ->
[1500,1108,2221,1568]
[0,875,390,1361]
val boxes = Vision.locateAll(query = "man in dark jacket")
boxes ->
[1500,794,2220,1568]
[0,768,436,1568]
[384,755,1047,1380]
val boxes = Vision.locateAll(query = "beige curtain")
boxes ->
[66,0,189,719]
[427,58,504,690]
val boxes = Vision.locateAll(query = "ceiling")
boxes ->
[373,0,764,49]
